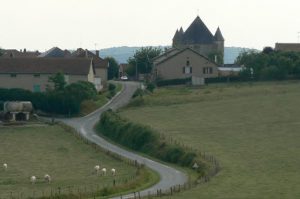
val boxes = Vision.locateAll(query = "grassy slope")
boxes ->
[0,125,138,197]
[120,81,300,199]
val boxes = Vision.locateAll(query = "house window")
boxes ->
[10,74,17,78]
[183,66,192,74]
[203,67,213,74]
[33,84,41,92]
[186,60,190,66]
[33,74,40,78]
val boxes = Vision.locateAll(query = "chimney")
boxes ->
[85,49,88,58]
[96,50,99,57]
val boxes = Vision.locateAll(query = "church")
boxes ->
[152,16,224,83]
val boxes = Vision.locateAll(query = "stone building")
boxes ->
[172,16,224,64]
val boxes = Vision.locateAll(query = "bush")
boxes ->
[156,78,191,87]
[0,81,97,115]
[132,88,145,98]
[96,111,205,168]
[146,83,156,93]
[108,83,116,91]
[205,76,242,84]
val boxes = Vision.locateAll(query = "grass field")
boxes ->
[0,124,146,198]
[120,81,300,199]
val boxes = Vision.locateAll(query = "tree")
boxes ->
[106,57,119,80]
[235,48,300,80]
[65,81,97,102]
[127,47,162,77]
[208,51,224,65]
[47,72,66,91]
[262,47,274,54]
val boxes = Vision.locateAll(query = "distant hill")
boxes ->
[99,46,256,64]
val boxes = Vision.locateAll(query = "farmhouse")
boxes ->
[152,16,224,83]
[153,47,218,82]
[71,48,108,89]
[0,58,97,92]
[0,47,108,91]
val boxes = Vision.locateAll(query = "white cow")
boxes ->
[44,174,51,184]
[30,176,36,184]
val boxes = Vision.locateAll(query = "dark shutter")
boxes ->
[190,67,193,73]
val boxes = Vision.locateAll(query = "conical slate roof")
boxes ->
[182,16,214,44]
[173,29,180,41]
[214,27,224,41]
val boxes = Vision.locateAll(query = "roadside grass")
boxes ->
[80,82,122,116]
[120,80,300,199]
[0,124,152,198]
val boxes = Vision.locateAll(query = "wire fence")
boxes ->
[0,174,137,199]
[4,118,222,199]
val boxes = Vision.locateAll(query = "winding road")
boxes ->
[60,81,188,199]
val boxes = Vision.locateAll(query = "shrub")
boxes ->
[156,78,191,87]
[132,88,145,98]
[96,111,206,168]
[146,83,156,93]
[108,83,116,91]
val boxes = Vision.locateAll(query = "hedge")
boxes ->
[156,78,191,87]
[96,110,205,168]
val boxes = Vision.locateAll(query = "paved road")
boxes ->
[60,81,188,199]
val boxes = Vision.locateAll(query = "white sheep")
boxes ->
[94,165,100,175]
[44,174,51,184]
[30,176,36,184]
[3,163,7,171]
[101,168,107,176]
[111,168,116,176]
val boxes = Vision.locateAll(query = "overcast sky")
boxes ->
[0,0,299,51]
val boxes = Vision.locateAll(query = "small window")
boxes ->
[34,74,40,78]
[186,60,190,66]
[209,68,213,74]
[10,74,17,78]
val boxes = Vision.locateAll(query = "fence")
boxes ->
[10,118,221,199]
[0,122,145,199]
[0,174,137,199]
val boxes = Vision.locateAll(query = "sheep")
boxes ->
[94,165,100,175]
[3,163,7,171]
[30,176,36,184]
[111,168,116,176]
[44,174,51,184]
[101,168,107,176]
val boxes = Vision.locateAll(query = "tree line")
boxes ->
[236,47,300,80]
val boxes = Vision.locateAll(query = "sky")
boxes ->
[0,0,299,51]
